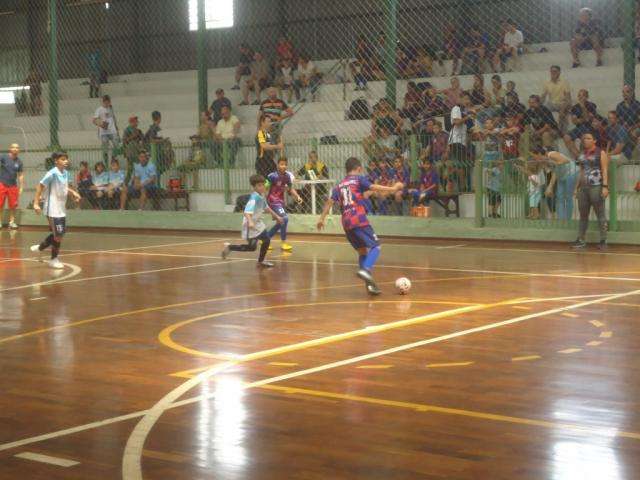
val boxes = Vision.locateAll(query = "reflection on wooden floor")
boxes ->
[1,228,639,479]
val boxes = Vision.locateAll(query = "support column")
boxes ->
[48,0,59,149]
[196,0,208,117]
[623,0,637,90]
[383,0,397,108]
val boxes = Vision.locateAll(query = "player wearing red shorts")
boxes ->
[0,143,24,229]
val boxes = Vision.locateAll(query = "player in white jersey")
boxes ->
[30,152,81,269]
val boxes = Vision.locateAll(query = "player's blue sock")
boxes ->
[358,254,366,269]
[362,246,380,271]
[280,217,289,241]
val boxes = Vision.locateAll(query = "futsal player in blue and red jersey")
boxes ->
[266,157,302,251]
[317,157,404,295]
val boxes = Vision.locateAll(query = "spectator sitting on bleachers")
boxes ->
[615,85,640,143]
[107,158,126,210]
[276,35,295,63]
[606,110,635,161]
[214,106,241,166]
[372,32,387,80]
[352,35,374,90]
[274,59,295,102]
[409,47,433,78]
[396,46,413,79]
[541,65,572,133]
[441,77,463,117]
[90,161,109,208]
[524,94,559,149]
[391,155,411,210]
[123,150,159,211]
[410,158,439,207]
[501,91,526,125]
[491,75,506,105]
[476,95,500,129]
[241,51,270,106]
[209,88,232,123]
[295,54,321,102]
[232,44,254,90]
[422,120,449,174]
[76,161,93,206]
[443,23,463,76]
[401,82,424,123]
[371,98,403,136]
[259,87,294,132]
[563,89,598,157]
[571,7,604,68]
[422,86,449,118]
[462,26,488,74]
[470,74,491,108]
[363,125,399,165]
[506,80,517,96]
[492,20,524,73]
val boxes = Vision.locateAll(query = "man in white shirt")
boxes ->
[493,20,524,72]
[295,54,321,101]
[93,95,120,163]
[214,106,241,166]
[448,93,474,189]
[30,151,81,269]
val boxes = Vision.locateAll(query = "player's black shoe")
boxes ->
[358,268,381,295]
[571,239,587,250]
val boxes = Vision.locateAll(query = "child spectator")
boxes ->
[410,159,439,206]
[76,161,93,206]
[493,20,524,72]
[526,161,546,219]
[107,158,126,210]
[500,115,522,160]
[486,161,503,218]
[90,161,109,208]
[491,75,506,106]
[390,156,411,214]
[423,121,449,166]
[480,118,501,164]
[410,47,433,78]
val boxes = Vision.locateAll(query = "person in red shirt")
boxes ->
[500,115,522,160]
[276,36,295,63]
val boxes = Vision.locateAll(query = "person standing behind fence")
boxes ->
[571,133,609,251]
[93,95,120,163]
[0,144,24,229]
[255,114,284,178]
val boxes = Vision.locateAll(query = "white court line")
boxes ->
[29,297,47,301]
[0,263,82,293]
[277,259,640,283]
[14,452,79,467]
[286,238,640,257]
[0,292,634,458]
[120,288,640,480]
[436,244,467,249]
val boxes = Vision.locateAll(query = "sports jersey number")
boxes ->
[340,187,354,206]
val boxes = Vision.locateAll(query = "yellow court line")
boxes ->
[586,341,602,347]
[590,320,605,327]
[356,365,394,370]
[268,362,299,367]
[600,331,613,338]
[255,384,640,441]
[561,313,579,318]
[0,274,495,346]
[426,362,474,368]
[558,348,582,354]
[511,355,541,362]
[160,300,492,362]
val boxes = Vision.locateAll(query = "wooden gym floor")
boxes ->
[0,227,639,479]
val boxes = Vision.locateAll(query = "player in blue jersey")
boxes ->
[266,157,302,251]
[30,152,81,269]
[221,174,283,267]
[317,157,404,295]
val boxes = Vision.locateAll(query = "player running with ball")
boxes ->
[317,157,404,295]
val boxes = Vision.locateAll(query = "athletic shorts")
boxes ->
[487,189,501,207]
[345,225,380,251]
[0,182,19,209]
[269,204,288,219]
[48,216,66,237]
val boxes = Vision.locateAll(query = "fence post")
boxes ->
[623,0,637,90]
[48,0,60,150]
[222,140,231,205]
[383,0,397,108]
[608,159,618,232]
[196,0,208,118]
[409,134,419,182]
[474,158,484,228]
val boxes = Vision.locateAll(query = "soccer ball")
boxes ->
[395,277,411,295]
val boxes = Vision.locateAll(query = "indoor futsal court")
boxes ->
[0,227,639,479]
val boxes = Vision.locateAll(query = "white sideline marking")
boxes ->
[0,263,82,293]
[435,244,467,249]
[29,297,47,301]
[14,452,79,467]
[120,288,640,480]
